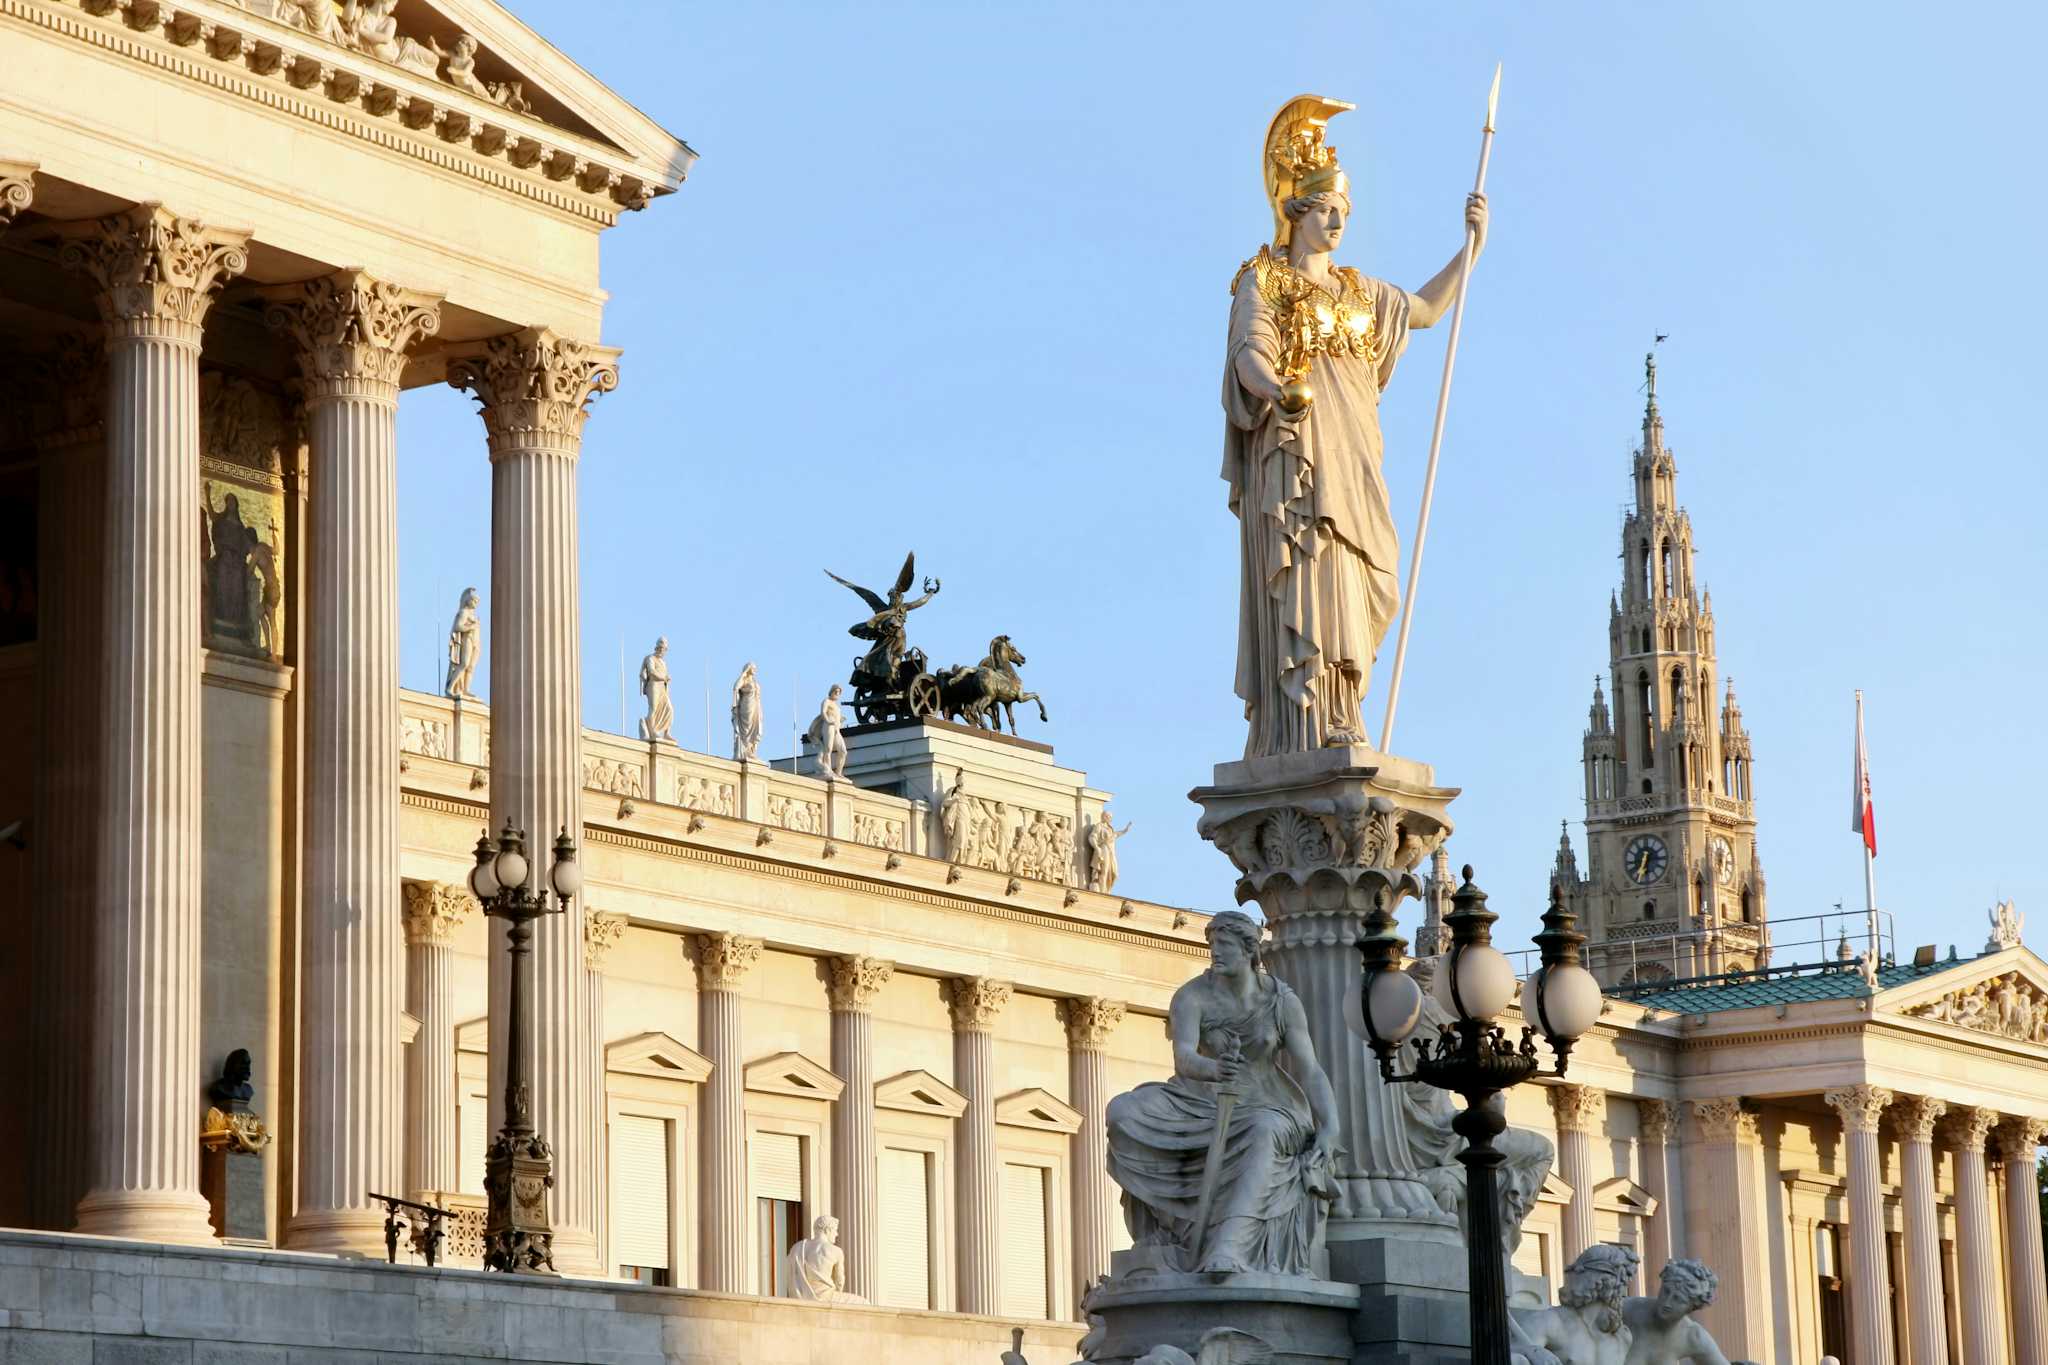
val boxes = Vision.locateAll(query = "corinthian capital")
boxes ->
[0,160,35,229]
[945,976,1013,1032]
[1996,1116,2048,1166]
[691,931,763,991]
[55,203,250,340]
[1891,1095,1948,1144]
[446,326,620,456]
[264,269,442,398]
[1549,1084,1607,1136]
[1060,996,1126,1052]
[1825,1084,1894,1136]
[584,911,628,969]
[1690,1097,1757,1143]
[826,955,894,1013]
[401,880,476,947]
[1948,1104,2000,1153]
[1636,1099,1677,1145]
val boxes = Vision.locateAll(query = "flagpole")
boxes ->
[1380,64,1500,752]
[1856,690,1880,961]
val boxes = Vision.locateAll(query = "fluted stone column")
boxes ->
[583,910,627,1272]
[1999,1119,2048,1365]
[1892,1097,1950,1365]
[1636,1099,1677,1289]
[1061,996,1125,1302]
[26,333,106,1233]
[451,328,619,1276]
[828,955,894,1301]
[1951,1107,2006,1365]
[56,204,249,1242]
[947,976,1012,1316]
[1827,1085,1896,1365]
[693,932,761,1292]
[267,271,440,1252]
[1551,1084,1605,1263]
[1685,1099,1769,1359]
[400,882,474,1199]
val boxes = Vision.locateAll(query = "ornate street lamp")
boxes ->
[1353,867,1602,1365]
[469,821,581,1275]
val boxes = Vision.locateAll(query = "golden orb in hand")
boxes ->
[1278,379,1316,414]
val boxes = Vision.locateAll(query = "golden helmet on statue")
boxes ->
[1263,94,1356,249]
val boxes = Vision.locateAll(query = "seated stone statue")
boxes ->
[780,1214,866,1304]
[1511,1243,1639,1365]
[1623,1259,1757,1365]
[1106,910,1339,1276]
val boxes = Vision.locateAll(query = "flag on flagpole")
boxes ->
[1851,690,1876,857]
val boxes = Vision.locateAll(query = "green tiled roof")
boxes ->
[1624,955,1973,1015]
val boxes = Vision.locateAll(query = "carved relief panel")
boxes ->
[199,374,289,662]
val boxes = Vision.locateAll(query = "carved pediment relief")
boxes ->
[742,1051,846,1103]
[1899,970,2048,1046]
[875,1069,969,1119]
[994,1087,1084,1135]
[605,1031,713,1085]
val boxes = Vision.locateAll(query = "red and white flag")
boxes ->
[1851,691,1876,857]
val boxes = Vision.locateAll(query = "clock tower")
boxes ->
[1555,355,1767,987]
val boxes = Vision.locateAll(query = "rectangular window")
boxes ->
[751,1131,805,1296]
[457,1087,487,1196]
[878,1147,932,1310]
[610,1113,671,1283]
[1001,1162,1050,1320]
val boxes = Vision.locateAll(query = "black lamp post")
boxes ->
[469,821,581,1275]
[1354,868,1602,1365]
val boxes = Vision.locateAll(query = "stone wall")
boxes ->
[0,1231,1082,1364]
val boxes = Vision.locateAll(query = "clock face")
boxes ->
[1624,835,1669,886]
[1712,836,1735,884]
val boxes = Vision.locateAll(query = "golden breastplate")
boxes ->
[1234,247,1381,382]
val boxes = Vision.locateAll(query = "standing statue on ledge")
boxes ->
[1106,911,1338,1275]
[1621,1259,1757,1365]
[639,637,674,742]
[1223,96,1487,756]
[781,1214,866,1304]
[445,587,481,700]
[806,684,848,782]
[732,662,762,762]
[1086,810,1133,893]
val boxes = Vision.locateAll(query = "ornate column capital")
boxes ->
[0,159,35,228]
[584,911,628,969]
[263,269,441,400]
[1549,1083,1607,1136]
[1948,1104,2001,1154]
[1691,1096,1758,1143]
[1637,1098,1677,1145]
[1891,1095,1949,1144]
[1825,1084,1895,1136]
[691,932,763,992]
[826,955,894,1013]
[1995,1116,2048,1166]
[945,976,1013,1033]
[446,326,620,457]
[54,203,250,341]
[1060,997,1127,1052]
[400,880,475,947]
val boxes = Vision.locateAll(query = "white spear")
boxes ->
[1379,64,1500,752]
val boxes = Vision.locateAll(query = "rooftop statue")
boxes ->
[639,637,674,742]
[826,551,941,723]
[1222,97,1486,755]
[780,1214,864,1304]
[731,662,762,762]
[445,587,481,700]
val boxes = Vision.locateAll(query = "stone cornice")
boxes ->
[945,976,1013,1033]
[263,269,442,398]
[53,202,250,339]
[9,0,670,225]
[690,931,762,992]
[1824,1084,1894,1136]
[825,955,894,1013]
[1060,996,1126,1051]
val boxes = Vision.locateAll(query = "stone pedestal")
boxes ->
[1190,746,1458,1247]
[202,1149,267,1244]
[1089,1265,1362,1365]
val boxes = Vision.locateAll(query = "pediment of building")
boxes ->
[874,1069,969,1119]
[1590,1175,1656,1219]
[43,0,693,217]
[994,1088,1084,1135]
[605,1031,713,1084]
[454,1014,488,1052]
[742,1051,846,1102]
[1879,947,2048,1049]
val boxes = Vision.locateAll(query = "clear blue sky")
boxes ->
[396,2,2047,958]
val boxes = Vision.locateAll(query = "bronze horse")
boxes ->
[939,635,1048,735]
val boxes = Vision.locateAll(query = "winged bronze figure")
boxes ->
[824,552,941,721]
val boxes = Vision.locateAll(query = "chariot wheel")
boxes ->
[854,697,883,725]
[906,674,942,720]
